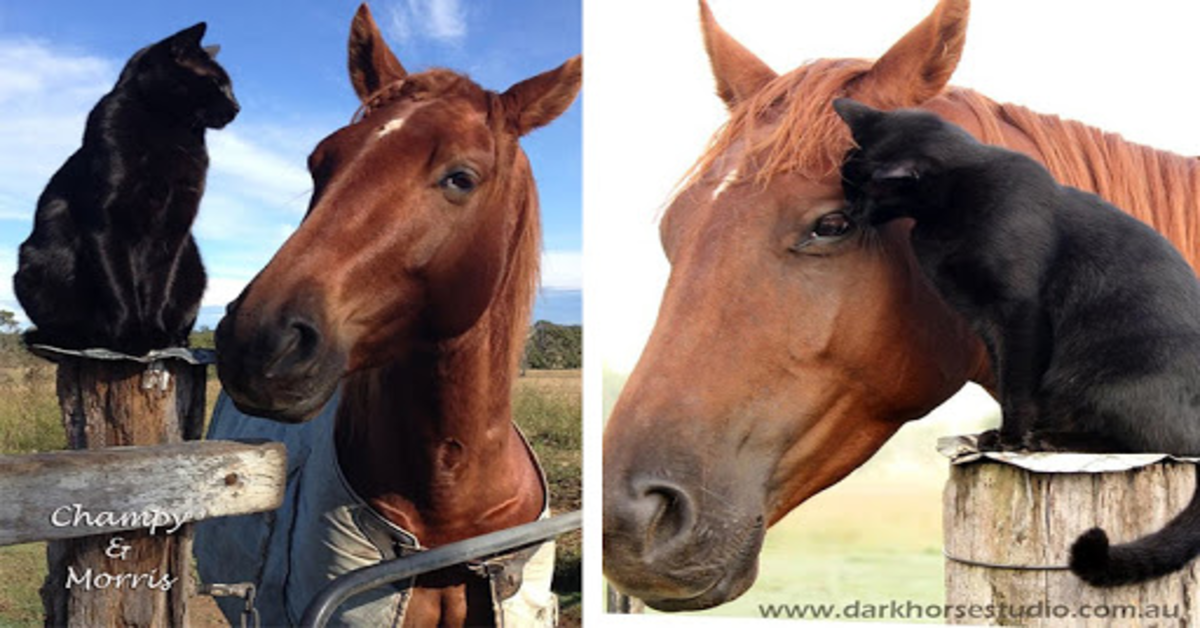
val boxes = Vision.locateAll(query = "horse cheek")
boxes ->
[424,231,505,339]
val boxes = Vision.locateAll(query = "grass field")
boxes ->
[666,474,947,622]
[0,364,581,627]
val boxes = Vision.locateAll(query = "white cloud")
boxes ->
[541,250,581,291]
[207,131,312,209]
[425,0,466,41]
[0,39,112,105]
[202,276,248,309]
[0,39,115,225]
[385,0,468,46]
[0,245,18,314]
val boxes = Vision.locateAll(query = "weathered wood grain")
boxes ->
[0,440,286,546]
[37,357,212,627]
[945,461,1198,626]
[606,583,645,614]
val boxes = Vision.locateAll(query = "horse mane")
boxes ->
[945,89,1200,260]
[480,90,541,373]
[687,58,1200,260]
[490,145,542,372]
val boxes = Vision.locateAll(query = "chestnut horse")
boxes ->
[603,0,1200,611]
[195,5,580,626]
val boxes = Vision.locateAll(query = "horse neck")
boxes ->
[333,309,542,547]
[933,89,1200,266]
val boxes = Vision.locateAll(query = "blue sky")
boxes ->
[0,0,581,328]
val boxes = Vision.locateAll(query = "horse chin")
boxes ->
[217,352,345,424]
[641,562,760,612]
[224,379,338,424]
[606,512,766,612]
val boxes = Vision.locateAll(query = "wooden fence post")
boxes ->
[944,448,1200,626]
[39,353,208,627]
[606,583,644,614]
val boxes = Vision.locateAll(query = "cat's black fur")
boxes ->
[14,22,238,355]
[833,98,1200,587]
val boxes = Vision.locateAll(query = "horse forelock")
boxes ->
[684,58,872,193]
[351,68,486,124]
[680,57,1200,263]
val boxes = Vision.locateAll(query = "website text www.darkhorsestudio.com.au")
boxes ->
[757,599,1183,622]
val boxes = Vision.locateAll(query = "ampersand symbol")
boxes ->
[104,537,132,560]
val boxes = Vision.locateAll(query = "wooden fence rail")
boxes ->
[2,350,287,627]
[0,441,285,546]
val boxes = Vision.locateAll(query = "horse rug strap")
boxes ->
[355,500,558,625]
[194,391,558,627]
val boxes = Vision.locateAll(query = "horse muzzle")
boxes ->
[603,458,766,610]
[215,296,345,423]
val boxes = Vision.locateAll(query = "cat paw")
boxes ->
[975,429,1023,452]
[1022,430,1121,454]
[975,429,1003,451]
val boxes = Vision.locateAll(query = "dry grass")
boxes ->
[515,369,583,625]
[0,366,581,627]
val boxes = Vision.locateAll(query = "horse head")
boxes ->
[215,4,581,423]
[603,0,991,610]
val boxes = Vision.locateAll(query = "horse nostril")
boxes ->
[636,481,698,559]
[290,318,320,361]
[262,316,323,379]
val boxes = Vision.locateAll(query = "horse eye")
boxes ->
[439,170,478,197]
[812,212,854,239]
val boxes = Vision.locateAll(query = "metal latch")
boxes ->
[198,582,260,628]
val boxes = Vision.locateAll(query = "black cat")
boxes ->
[14,22,238,355]
[833,98,1200,587]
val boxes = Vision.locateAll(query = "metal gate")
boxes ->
[299,511,582,627]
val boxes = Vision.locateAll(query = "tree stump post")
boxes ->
[39,353,208,627]
[944,445,1200,626]
[606,583,644,614]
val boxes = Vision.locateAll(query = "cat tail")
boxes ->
[1070,466,1200,586]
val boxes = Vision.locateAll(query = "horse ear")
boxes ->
[699,0,777,109]
[203,44,221,59]
[348,3,408,102]
[500,56,582,137]
[856,0,968,107]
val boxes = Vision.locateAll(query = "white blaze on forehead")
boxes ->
[376,116,408,137]
[374,102,430,138]
[711,167,740,200]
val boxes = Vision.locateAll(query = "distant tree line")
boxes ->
[523,320,582,370]
[0,310,31,367]
[0,312,581,371]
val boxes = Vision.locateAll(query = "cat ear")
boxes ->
[170,23,207,57]
[832,98,884,139]
[500,56,582,136]
[873,160,920,182]
[203,44,221,59]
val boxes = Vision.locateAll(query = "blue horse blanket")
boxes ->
[193,392,557,626]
